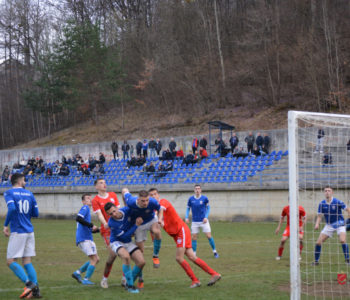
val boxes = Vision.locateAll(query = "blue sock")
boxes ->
[139,269,143,280]
[132,265,142,282]
[315,244,322,262]
[79,261,90,273]
[192,240,197,252]
[122,264,133,287]
[342,243,349,261]
[84,265,95,280]
[9,262,28,284]
[208,237,216,252]
[153,239,161,256]
[24,263,37,284]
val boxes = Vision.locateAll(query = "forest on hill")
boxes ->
[0,0,349,149]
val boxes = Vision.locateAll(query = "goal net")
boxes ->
[289,111,350,300]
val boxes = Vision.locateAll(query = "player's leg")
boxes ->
[72,261,89,283]
[176,247,201,287]
[191,222,200,255]
[117,247,139,293]
[338,229,349,264]
[82,254,100,285]
[150,222,162,268]
[313,231,330,265]
[299,231,304,257]
[100,232,117,288]
[276,234,289,260]
[203,222,218,258]
[130,248,145,284]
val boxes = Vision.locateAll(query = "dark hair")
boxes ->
[139,190,149,197]
[104,202,115,212]
[194,184,201,188]
[324,186,332,190]
[11,173,24,186]
[94,178,104,186]
[81,193,90,201]
[148,188,158,193]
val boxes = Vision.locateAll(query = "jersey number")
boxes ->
[18,200,30,214]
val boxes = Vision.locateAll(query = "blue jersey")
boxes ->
[76,205,93,245]
[108,206,137,243]
[187,195,209,222]
[4,187,38,233]
[125,192,160,224]
[318,198,347,228]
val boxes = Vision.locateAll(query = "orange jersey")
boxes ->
[159,198,185,235]
[281,205,306,227]
[92,192,120,233]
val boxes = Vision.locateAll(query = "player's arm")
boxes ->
[157,207,164,227]
[121,217,143,240]
[314,214,322,230]
[275,215,285,235]
[121,188,130,206]
[185,198,191,223]
[31,194,39,218]
[95,210,109,229]
[3,200,16,237]
[203,204,210,224]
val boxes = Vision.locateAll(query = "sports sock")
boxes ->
[122,264,133,287]
[103,262,113,278]
[192,240,197,252]
[278,247,284,257]
[153,239,161,256]
[79,261,90,273]
[208,237,216,252]
[194,257,217,276]
[138,270,143,280]
[132,265,142,282]
[315,244,322,262]
[9,262,28,284]
[342,243,349,261]
[180,260,199,282]
[85,265,95,280]
[300,243,304,255]
[24,263,37,284]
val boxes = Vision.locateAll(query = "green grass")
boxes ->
[1,219,345,300]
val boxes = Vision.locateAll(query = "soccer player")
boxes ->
[72,194,100,285]
[3,173,41,298]
[275,203,306,260]
[91,178,121,288]
[104,202,145,294]
[185,184,219,258]
[312,186,350,265]
[149,188,221,288]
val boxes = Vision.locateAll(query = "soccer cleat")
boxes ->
[72,272,82,283]
[152,256,160,268]
[137,278,144,290]
[190,281,201,288]
[346,260,350,266]
[214,252,219,258]
[207,274,221,286]
[24,288,32,299]
[20,281,37,299]
[100,278,108,288]
[127,286,139,293]
[275,256,281,261]
[311,261,319,266]
[82,279,95,285]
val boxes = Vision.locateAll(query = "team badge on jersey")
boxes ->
[146,209,151,213]
[332,205,336,210]
[111,198,115,203]
[200,201,203,204]
[177,238,182,244]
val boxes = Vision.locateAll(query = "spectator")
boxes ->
[34,163,45,175]
[142,139,148,158]
[62,156,67,165]
[229,133,239,153]
[347,139,350,152]
[255,132,263,150]
[156,139,162,156]
[126,155,137,168]
[322,152,332,165]
[45,167,52,177]
[176,148,184,159]
[52,163,61,176]
[215,137,228,157]
[154,162,167,180]
[59,164,70,176]
[2,166,10,182]
[122,140,130,160]
[88,156,97,170]
[149,138,157,158]
[82,166,90,176]
[192,137,199,155]
[160,149,173,161]
[169,137,177,157]
[199,147,208,159]
[263,133,271,153]
[252,146,261,157]
[130,144,134,156]
[111,141,119,160]
[136,140,143,157]
[199,136,208,150]
[98,152,106,164]
[92,164,104,177]
[136,155,146,166]
[245,131,255,154]
[144,162,155,175]
[315,128,325,153]
[67,156,73,165]
[182,152,197,166]
[164,161,173,172]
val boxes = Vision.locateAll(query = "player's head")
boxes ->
[194,184,201,196]
[82,194,91,206]
[94,178,106,192]
[104,202,118,218]
[148,188,159,201]
[11,173,25,188]
[324,186,333,199]
[137,190,149,208]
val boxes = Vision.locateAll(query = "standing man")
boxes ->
[312,186,350,265]
[244,131,255,154]
[192,137,199,155]
[122,140,130,160]
[111,141,119,160]
[3,173,41,298]
[275,203,306,260]
[72,194,100,285]
[91,178,121,288]
[156,139,162,156]
[315,128,325,153]
[169,137,177,157]
[148,138,157,158]
[263,133,271,154]
[229,133,239,154]
[185,184,219,258]
[255,132,264,151]
[199,136,208,150]
[142,140,148,158]
[149,188,221,288]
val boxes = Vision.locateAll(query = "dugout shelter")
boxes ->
[208,121,235,155]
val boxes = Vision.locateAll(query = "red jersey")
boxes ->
[92,192,120,233]
[159,198,185,235]
[281,205,306,227]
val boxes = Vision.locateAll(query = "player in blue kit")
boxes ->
[72,194,100,285]
[312,186,350,265]
[104,202,145,294]
[2,173,41,298]
[185,184,219,258]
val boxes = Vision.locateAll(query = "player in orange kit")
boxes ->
[148,188,221,288]
[275,204,306,261]
[91,178,121,288]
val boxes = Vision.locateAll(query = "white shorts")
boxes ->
[7,232,36,259]
[111,241,139,255]
[191,221,211,234]
[78,240,97,256]
[321,224,346,238]
[135,216,158,243]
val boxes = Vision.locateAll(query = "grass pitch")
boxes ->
[0,219,293,300]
